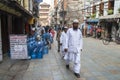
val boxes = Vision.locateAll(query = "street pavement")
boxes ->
[0,38,120,80]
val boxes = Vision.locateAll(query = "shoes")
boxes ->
[74,73,80,78]
[61,56,64,59]
[66,65,69,69]
[58,50,60,52]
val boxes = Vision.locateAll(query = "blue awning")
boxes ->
[35,0,43,3]
[86,19,99,23]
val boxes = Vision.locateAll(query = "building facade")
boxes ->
[53,0,83,27]
[39,2,50,26]
[82,0,120,41]
[0,0,35,61]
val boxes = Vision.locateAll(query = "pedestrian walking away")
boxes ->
[56,28,62,52]
[64,19,83,78]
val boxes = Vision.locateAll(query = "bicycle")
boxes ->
[102,33,112,45]
[115,33,120,44]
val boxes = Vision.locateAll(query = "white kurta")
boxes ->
[64,28,83,73]
[60,31,67,56]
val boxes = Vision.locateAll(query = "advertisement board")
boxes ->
[10,35,28,59]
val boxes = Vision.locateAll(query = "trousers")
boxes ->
[65,52,81,73]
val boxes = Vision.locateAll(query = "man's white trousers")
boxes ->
[64,52,81,73]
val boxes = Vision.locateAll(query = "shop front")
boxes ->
[99,15,120,43]
[0,1,33,60]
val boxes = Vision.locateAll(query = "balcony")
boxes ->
[107,0,114,15]
[108,9,113,15]
[91,13,96,19]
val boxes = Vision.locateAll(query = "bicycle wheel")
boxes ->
[102,37,110,45]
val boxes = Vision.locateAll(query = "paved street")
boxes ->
[0,38,120,80]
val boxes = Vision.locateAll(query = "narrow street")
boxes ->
[0,38,120,80]
[1,0,120,80]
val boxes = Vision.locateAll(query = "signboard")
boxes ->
[10,35,28,59]
[0,17,2,61]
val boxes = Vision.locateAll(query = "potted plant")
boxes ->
[91,13,96,18]
[108,9,113,15]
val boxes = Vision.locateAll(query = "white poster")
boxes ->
[10,35,28,59]
[0,17,2,61]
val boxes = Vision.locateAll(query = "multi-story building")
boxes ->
[82,0,120,41]
[52,0,62,27]
[39,2,50,26]
[53,0,83,27]
[54,0,58,8]
[65,0,83,24]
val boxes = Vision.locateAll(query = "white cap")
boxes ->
[36,35,41,40]
[32,27,35,31]
[73,19,79,23]
[64,26,68,28]
[36,35,40,38]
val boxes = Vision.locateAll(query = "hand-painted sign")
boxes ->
[10,35,28,59]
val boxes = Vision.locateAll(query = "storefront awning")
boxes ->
[99,14,120,19]
[86,19,99,23]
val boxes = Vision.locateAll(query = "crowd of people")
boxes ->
[81,24,103,39]
[27,25,55,59]
[28,19,83,78]
[27,19,120,78]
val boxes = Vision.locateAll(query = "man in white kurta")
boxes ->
[60,27,68,58]
[64,19,83,78]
